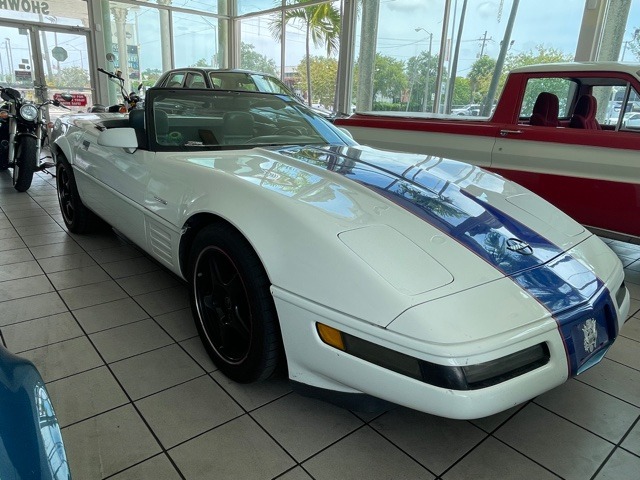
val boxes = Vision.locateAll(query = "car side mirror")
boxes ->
[97,127,138,153]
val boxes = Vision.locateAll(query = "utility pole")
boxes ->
[416,28,433,112]
[483,0,519,116]
[445,0,468,114]
[478,30,489,57]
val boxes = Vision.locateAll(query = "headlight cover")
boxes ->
[20,103,38,122]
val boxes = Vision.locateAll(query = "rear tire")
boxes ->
[188,224,282,383]
[56,158,99,233]
[13,136,37,192]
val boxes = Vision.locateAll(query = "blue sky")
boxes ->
[369,0,640,75]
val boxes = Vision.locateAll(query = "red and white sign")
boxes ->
[54,93,87,107]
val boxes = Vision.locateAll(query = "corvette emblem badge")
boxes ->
[506,238,533,255]
[581,318,598,353]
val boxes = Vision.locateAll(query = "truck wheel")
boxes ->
[13,136,37,192]
[189,224,282,383]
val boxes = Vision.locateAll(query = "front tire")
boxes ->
[56,158,98,233]
[13,135,37,192]
[189,224,282,383]
[0,142,8,172]
[0,122,9,171]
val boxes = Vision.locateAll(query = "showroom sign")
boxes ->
[0,0,51,15]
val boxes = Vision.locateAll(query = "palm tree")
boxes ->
[270,1,340,106]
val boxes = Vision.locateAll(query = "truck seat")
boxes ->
[530,92,559,127]
[569,94,601,130]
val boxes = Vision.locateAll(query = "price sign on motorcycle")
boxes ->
[54,93,87,107]
[51,47,68,62]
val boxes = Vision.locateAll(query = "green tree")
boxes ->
[468,55,496,103]
[372,53,406,102]
[269,1,340,105]
[624,27,640,60]
[190,58,210,67]
[503,45,572,72]
[141,68,162,87]
[452,77,472,106]
[240,42,278,76]
[294,55,338,107]
[406,51,439,111]
[50,66,90,89]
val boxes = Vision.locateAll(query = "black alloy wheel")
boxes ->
[56,158,97,233]
[189,224,282,383]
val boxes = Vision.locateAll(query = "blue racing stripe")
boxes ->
[273,144,619,375]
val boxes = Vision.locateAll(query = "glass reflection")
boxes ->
[34,383,70,479]
[281,144,563,276]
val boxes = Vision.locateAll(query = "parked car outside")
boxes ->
[622,111,640,129]
[451,104,481,116]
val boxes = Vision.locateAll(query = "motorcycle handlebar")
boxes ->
[97,67,123,81]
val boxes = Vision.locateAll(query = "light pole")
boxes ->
[416,27,433,112]
[5,38,14,83]
[0,42,4,79]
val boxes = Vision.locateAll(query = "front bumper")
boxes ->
[272,241,628,419]
[273,287,569,420]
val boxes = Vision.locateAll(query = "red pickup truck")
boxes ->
[335,62,640,240]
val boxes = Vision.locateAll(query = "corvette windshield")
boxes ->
[149,89,347,150]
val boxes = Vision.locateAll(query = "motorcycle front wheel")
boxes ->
[13,135,37,192]
[0,124,8,171]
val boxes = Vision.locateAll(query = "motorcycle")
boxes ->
[0,87,72,192]
[90,67,142,113]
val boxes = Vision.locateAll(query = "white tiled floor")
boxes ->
[1,169,639,479]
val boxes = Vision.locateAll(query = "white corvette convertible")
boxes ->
[51,88,630,419]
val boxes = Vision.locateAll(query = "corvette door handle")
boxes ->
[82,140,90,150]
[499,129,523,136]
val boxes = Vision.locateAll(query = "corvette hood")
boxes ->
[273,144,588,277]
[270,145,616,346]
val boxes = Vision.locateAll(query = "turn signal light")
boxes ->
[0,111,8,119]
[316,323,345,350]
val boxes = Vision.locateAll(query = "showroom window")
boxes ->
[238,0,340,110]
[106,2,163,98]
[352,0,585,115]
[598,0,640,62]
[103,1,229,104]
[239,12,282,77]
[146,0,223,14]
[173,12,227,68]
